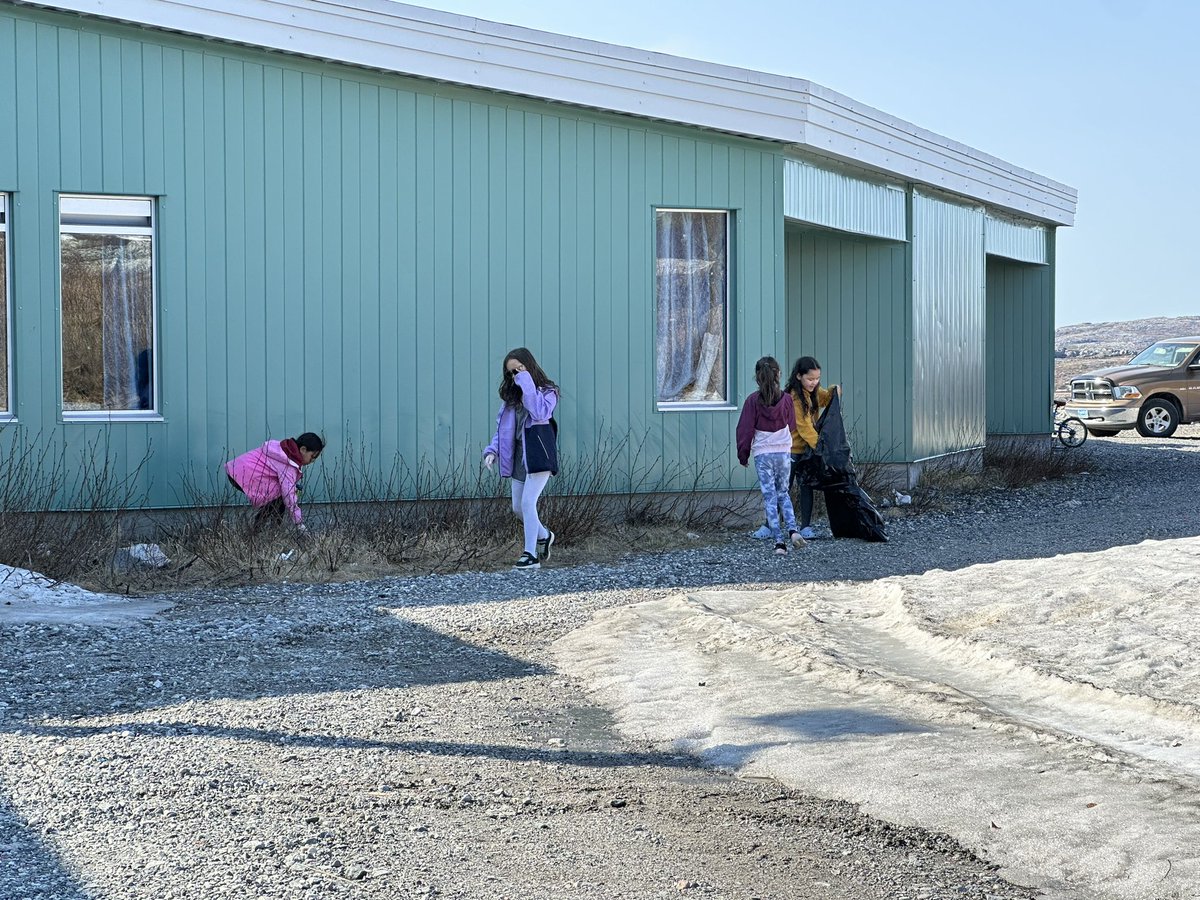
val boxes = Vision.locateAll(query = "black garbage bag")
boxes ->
[797,392,887,542]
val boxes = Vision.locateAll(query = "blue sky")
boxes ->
[411,0,1197,327]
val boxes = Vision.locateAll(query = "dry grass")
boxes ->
[51,431,755,594]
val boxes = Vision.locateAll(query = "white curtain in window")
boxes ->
[101,239,139,409]
[655,211,727,403]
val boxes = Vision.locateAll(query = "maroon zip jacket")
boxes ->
[735,391,798,466]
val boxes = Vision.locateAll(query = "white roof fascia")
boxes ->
[11,0,1077,225]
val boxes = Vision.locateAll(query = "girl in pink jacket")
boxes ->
[225,432,325,529]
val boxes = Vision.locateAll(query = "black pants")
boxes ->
[229,474,286,527]
[789,453,814,528]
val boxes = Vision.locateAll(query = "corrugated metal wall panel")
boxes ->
[985,213,1048,264]
[786,225,909,462]
[986,257,1054,434]
[0,4,782,505]
[783,158,906,241]
[911,189,987,459]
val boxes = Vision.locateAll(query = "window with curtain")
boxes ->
[0,194,9,415]
[60,196,157,416]
[655,209,729,405]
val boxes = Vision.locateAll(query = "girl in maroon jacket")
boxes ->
[736,357,806,554]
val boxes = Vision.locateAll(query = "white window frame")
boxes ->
[59,194,161,422]
[654,207,734,411]
[0,194,12,420]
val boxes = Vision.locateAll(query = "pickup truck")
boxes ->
[1065,337,1200,438]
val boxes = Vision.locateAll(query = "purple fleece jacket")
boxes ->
[735,391,798,466]
[483,370,559,477]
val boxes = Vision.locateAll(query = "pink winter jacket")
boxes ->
[224,440,304,524]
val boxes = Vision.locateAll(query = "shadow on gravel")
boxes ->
[0,613,547,726]
[0,796,90,899]
[17,722,697,771]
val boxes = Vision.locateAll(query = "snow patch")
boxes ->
[556,536,1200,900]
[0,564,171,625]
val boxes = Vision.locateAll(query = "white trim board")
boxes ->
[11,0,1077,225]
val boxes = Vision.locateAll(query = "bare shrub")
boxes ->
[984,437,1091,488]
[100,429,755,590]
[0,429,149,582]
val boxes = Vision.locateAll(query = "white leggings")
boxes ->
[511,472,551,555]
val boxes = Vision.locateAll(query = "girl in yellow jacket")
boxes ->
[787,356,839,539]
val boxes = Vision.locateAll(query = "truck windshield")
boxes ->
[1128,341,1199,367]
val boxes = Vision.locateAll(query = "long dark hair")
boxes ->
[498,347,559,407]
[787,356,822,420]
[754,356,782,407]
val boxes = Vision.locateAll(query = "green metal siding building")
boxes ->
[0,0,1077,506]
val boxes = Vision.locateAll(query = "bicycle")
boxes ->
[1053,399,1087,448]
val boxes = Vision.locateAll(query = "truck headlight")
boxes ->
[1112,385,1142,399]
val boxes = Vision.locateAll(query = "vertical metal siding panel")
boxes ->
[319,77,342,450]
[56,29,82,190]
[376,86,401,463]
[518,111,539,354]
[203,54,228,459]
[121,39,145,189]
[223,59,248,453]
[627,129,651,439]
[539,115,561,440]
[466,101,488,456]
[610,125,632,441]
[911,190,986,458]
[500,107,522,446]
[262,66,289,443]
[0,16,15,186]
[181,50,207,464]
[99,34,123,190]
[141,44,165,193]
[593,123,613,456]
[576,120,597,455]
[241,61,267,449]
[431,96,456,454]
[557,117,579,453]
[33,24,60,432]
[298,73,322,432]
[76,32,102,188]
[279,69,306,437]
[401,90,425,468]
[158,46,186,488]
[342,81,366,452]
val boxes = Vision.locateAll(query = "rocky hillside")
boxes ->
[1053,315,1199,392]
[1055,316,1200,358]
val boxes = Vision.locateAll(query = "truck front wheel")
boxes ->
[1136,399,1180,438]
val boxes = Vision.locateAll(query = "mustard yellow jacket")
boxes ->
[790,386,832,453]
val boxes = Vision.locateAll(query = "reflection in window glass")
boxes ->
[655,210,729,404]
[61,232,154,412]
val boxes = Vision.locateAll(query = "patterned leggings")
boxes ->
[754,452,798,542]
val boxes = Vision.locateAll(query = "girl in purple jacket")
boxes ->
[483,348,559,571]
[736,357,806,555]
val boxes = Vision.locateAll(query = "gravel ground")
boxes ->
[2,427,1197,900]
